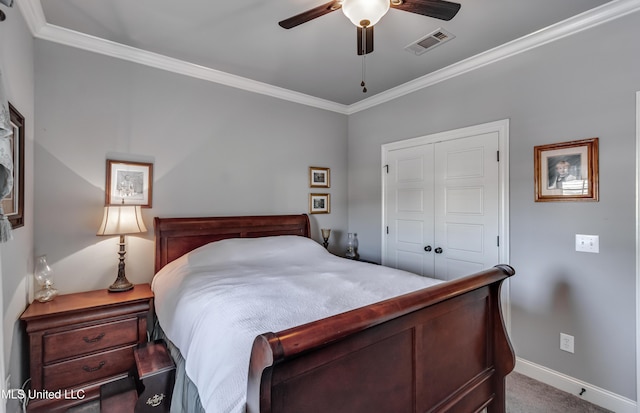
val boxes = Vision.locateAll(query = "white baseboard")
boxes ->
[515,358,636,413]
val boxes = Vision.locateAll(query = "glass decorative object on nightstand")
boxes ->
[346,233,359,260]
[321,228,331,249]
[34,255,58,302]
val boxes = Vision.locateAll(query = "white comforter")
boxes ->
[152,235,442,413]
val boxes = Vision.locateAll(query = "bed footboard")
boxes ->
[247,264,515,413]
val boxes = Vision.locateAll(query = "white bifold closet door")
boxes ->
[385,132,499,281]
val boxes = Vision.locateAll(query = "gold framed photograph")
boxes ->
[534,138,599,202]
[105,160,153,207]
[309,193,330,214]
[309,166,330,188]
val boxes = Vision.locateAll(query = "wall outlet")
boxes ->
[560,333,575,353]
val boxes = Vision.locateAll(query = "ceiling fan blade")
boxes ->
[391,0,461,21]
[357,26,374,55]
[278,1,341,29]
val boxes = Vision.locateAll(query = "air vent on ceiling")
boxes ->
[404,28,455,56]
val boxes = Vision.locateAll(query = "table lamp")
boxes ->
[96,202,147,292]
[321,228,331,249]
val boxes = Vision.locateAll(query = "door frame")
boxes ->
[635,90,640,413]
[381,119,511,327]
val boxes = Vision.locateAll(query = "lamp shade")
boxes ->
[342,0,390,27]
[97,204,147,236]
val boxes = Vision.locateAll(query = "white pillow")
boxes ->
[186,235,326,268]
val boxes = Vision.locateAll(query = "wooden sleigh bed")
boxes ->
[154,214,515,413]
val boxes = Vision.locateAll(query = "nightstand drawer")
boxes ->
[43,318,139,363]
[21,284,153,412]
[43,345,136,390]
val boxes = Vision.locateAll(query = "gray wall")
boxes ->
[0,4,35,410]
[348,12,639,400]
[34,40,349,294]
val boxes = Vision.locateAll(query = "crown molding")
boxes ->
[17,0,640,115]
[39,24,350,114]
[347,0,640,114]
[16,0,46,35]
[16,0,350,114]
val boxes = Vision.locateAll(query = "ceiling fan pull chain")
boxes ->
[361,55,367,93]
[361,26,367,93]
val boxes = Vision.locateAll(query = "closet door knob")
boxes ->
[424,246,432,252]
[434,247,443,254]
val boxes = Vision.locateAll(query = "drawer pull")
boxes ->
[82,333,105,343]
[82,361,105,372]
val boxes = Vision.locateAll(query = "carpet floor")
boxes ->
[506,371,612,413]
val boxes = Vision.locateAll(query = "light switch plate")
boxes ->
[575,234,599,253]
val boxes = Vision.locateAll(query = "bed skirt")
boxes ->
[152,321,206,413]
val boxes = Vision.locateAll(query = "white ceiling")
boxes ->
[19,0,635,109]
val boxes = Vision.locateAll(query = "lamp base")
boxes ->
[108,234,134,292]
[108,279,134,292]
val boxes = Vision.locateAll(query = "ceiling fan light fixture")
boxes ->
[342,0,390,27]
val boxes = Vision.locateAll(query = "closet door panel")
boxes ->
[434,133,499,281]
[385,145,435,277]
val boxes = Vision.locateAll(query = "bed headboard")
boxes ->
[154,214,311,273]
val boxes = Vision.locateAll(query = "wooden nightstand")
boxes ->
[20,284,154,412]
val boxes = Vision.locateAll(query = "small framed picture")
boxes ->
[309,166,330,188]
[105,160,153,207]
[309,193,330,214]
[534,138,599,202]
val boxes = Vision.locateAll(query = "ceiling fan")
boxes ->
[278,0,460,92]
[278,0,461,55]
